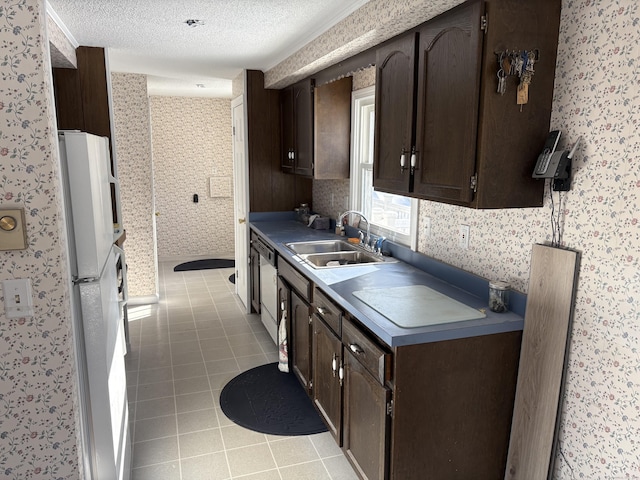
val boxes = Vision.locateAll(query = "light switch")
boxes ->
[0,208,27,250]
[2,278,34,318]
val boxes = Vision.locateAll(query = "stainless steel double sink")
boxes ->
[285,239,396,269]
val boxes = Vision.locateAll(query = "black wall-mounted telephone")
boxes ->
[532,130,562,178]
[532,131,582,191]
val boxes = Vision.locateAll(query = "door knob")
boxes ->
[238,218,246,224]
[155,212,160,216]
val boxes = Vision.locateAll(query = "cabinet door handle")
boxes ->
[410,147,418,174]
[349,343,364,355]
[332,353,337,377]
[338,363,344,386]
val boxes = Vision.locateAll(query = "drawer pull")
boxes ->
[317,306,327,316]
[349,343,364,355]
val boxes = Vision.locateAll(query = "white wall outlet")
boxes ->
[424,217,431,238]
[458,224,470,249]
[2,278,34,318]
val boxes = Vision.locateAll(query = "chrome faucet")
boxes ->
[337,210,371,249]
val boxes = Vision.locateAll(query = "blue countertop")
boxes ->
[250,218,524,348]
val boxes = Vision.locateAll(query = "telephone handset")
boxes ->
[532,130,562,177]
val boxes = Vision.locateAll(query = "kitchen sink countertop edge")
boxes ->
[250,219,524,348]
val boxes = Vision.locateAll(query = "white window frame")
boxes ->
[349,86,418,250]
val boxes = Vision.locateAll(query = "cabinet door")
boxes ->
[249,247,260,314]
[412,0,484,204]
[293,79,314,177]
[291,289,312,392]
[312,316,343,444]
[343,349,391,480]
[373,33,417,195]
[314,77,352,179]
[280,86,295,173]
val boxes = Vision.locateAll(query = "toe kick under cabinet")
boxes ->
[306,282,522,480]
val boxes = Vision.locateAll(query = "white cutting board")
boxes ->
[352,285,486,328]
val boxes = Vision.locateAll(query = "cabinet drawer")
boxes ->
[342,317,391,386]
[313,287,342,336]
[278,259,311,302]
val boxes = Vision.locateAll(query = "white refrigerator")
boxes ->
[58,131,131,480]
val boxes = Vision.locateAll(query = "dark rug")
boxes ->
[173,259,235,272]
[229,274,235,284]
[220,362,327,436]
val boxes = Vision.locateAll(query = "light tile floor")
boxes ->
[125,259,359,480]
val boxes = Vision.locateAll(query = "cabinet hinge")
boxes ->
[309,315,313,325]
[470,173,478,192]
[232,126,236,136]
[387,399,394,417]
[481,15,488,33]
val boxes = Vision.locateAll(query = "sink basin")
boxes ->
[285,240,359,255]
[300,250,394,268]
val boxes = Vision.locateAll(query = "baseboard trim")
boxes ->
[128,294,159,306]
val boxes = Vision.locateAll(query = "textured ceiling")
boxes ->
[46,0,370,97]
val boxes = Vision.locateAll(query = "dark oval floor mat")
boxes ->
[220,362,327,436]
[173,259,235,271]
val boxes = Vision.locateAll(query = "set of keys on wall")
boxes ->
[496,49,539,110]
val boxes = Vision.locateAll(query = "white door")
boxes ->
[232,96,249,311]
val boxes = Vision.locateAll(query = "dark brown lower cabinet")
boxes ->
[343,349,391,480]
[388,331,522,479]
[291,290,312,393]
[312,317,343,443]
[289,282,521,480]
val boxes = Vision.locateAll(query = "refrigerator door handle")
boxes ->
[73,276,100,285]
[112,245,129,306]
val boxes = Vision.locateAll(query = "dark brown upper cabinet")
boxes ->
[313,76,352,179]
[281,78,314,176]
[374,0,561,208]
[373,33,418,194]
[281,77,352,179]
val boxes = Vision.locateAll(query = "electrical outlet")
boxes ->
[2,278,34,318]
[424,217,431,238]
[458,224,470,249]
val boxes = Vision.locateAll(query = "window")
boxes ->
[350,86,418,249]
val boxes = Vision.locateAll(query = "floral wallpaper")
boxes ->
[110,73,158,300]
[149,96,235,258]
[0,0,79,478]
[46,12,75,69]
[265,0,466,88]
[304,0,640,477]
